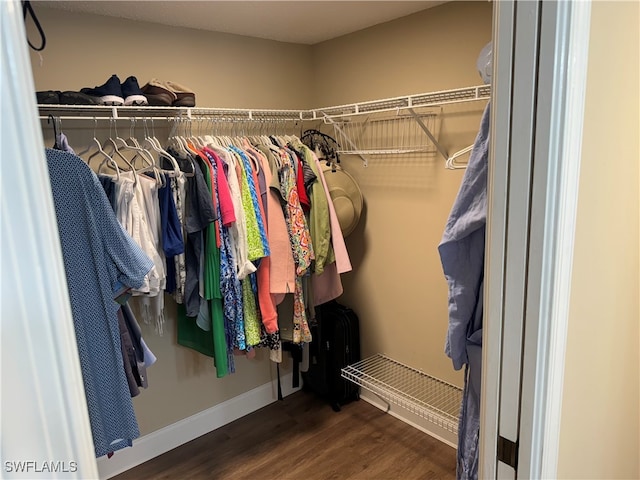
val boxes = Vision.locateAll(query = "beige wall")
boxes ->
[311,1,492,107]
[558,1,640,478]
[311,1,492,386]
[28,5,313,110]
[29,1,493,435]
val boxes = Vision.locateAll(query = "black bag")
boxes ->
[302,300,360,411]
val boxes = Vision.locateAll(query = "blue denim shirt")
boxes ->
[438,102,490,480]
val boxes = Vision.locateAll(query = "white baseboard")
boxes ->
[359,390,458,449]
[97,373,300,479]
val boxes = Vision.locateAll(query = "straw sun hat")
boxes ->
[322,164,364,238]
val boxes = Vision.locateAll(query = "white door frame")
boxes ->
[0,1,99,478]
[480,1,592,478]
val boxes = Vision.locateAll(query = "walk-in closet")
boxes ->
[2,1,639,480]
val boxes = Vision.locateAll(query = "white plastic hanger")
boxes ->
[142,117,182,179]
[166,117,196,177]
[171,117,198,157]
[75,118,120,181]
[446,144,473,170]
[86,138,121,182]
[76,118,103,159]
[97,118,141,186]
[110,118,164,186]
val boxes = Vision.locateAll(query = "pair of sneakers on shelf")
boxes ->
[37,90,102,105]
[141,79,196,107]
[80,75,148,106]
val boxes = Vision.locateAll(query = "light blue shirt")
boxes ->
[438,102,490,480]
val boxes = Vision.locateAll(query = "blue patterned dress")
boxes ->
[45,149,153,458]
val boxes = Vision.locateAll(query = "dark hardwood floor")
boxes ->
[113,390,456,480]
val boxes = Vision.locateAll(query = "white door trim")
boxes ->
[536,2,592,477]
[481,0,592,478]
[1,1,99,478]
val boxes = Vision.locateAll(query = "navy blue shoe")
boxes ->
[121,76,148,106]
[81,74,124,105]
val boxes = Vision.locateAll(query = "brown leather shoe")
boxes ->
[160,80,196,107]
[141,80,177,106]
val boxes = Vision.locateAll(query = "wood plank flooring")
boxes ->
[113,390,456,480]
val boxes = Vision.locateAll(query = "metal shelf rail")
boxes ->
[341,354,463,434]
[37,104,313,121]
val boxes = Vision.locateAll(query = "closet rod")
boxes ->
[37,84,491,121]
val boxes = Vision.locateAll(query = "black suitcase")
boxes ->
[302,300,360,411]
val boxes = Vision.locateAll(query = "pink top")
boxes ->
[296,156,311,212]
[258,147,296,297]
[204,147,236,228]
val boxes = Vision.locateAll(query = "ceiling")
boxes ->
[36,1,445,45]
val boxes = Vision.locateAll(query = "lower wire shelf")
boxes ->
[341,354,463,434]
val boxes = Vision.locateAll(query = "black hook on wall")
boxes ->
[22,1,46,52]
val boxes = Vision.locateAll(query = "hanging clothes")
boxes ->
[117,171,167,334]
[113,172,163,297]
[156,171,185,287]
[277,148,314,343]
[179,157,217,317]
[242,150,271,347]
[204,148,240,374]
[98,174,118,211]
[246,147,279,336]
[46,119,359,408]
[175,156,223,365]
[96,173,159,392]
[231,146,266,261]
[118,303,151,397]
[45,148,153,458]
[54,131,75,154]
[256,144,296,302]
[438,102,490,480]
[309,149,352,305]
[165,150,188,304]
[83,129,352,368]
[209,145,256,280]
[176,152,232,376]
[291,141,332,275]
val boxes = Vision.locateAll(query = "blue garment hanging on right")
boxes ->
[438,102,490,480]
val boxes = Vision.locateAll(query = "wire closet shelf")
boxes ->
[325,111,441,156]
[341,354,463,434]
[38,85,490,122]
[38,84,490,168]
[319,84,490,164]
